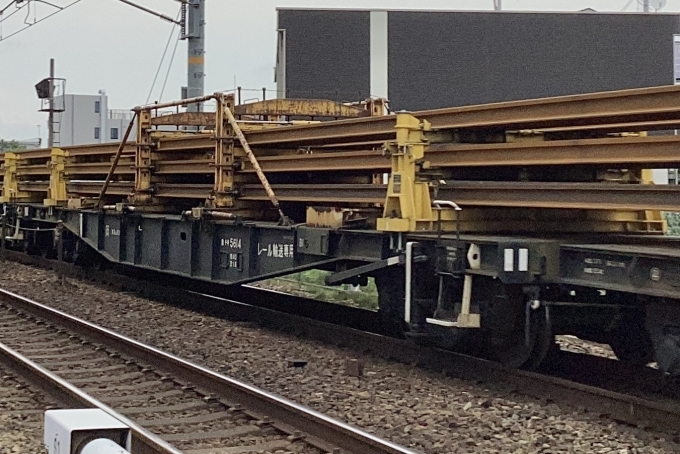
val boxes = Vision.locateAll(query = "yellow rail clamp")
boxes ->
[377,113,457,232]
[44,148,69,207]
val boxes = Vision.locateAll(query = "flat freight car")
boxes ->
[4,87,680,375]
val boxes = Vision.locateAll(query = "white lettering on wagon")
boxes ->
[257,242,294,258]
[104,225,120,237]
[606,260,626,269]
[221,238,242,249]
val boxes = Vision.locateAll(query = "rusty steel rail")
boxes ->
[238,182,680,212]
[427,135,680,168]
[0,337,182,454]
[243,84,680,146]
[10,180,680,211]
[0,142,135,161]
[0,288,417,454]
[242,135,680,174]
[10,134,680,187]
[12,134,680,182]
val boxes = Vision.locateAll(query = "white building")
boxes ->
[54,90,136,146]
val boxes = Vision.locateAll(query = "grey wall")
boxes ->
[278,10,371,101]
[388,11,679,110]
[277,9,680,110]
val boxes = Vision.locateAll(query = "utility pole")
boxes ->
[48,58,55,148]
[35,59,64,149]
[643,0,650,12]
[182,0,206,112]
[494,0,502,11]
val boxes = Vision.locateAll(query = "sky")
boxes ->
[0,0,674,143]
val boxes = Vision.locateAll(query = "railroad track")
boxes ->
[0,284,417,454]
[5,251,680,436]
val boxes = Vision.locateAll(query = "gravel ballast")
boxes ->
[0,367,52,453]
[0,261,678,453]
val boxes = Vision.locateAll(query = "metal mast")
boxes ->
[35,58,64,149]
[182,0,206,112]
[643,0,650,12]
[494,0,501,11]
[48,58,55,148]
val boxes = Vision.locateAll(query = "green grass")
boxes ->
[254,269,379,310]
[665,212,680,236]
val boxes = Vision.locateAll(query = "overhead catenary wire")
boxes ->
[146,6,182,104]
[33,0,65,8]
[0,0,28,26]
[0,0,18,16]
[158,24,182,102]
[0,0,81,43]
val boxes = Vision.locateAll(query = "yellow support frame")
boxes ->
[212,95,236,208]
[132,109,153,205]
[377,113,456,232]
[0,153,31,203]
[44,148,69,206]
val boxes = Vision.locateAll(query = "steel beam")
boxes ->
[237,182,680,212]
[156,135,214,151]
[151,112,216,126]
[240,136,680,173]
[427,135,680,168]
[14,178,680,212]
[243,150,388,173]
[154,159,212,174]
[234,99,370,118]
[244,85,680,146]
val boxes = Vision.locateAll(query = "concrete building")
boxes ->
[54,90,135,146]
[276,9,679,109]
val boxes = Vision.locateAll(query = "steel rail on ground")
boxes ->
[0,340,182,454]
[0,288,418,454]
[5,252,680,436]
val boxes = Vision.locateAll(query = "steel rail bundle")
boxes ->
[242,84,680,146]
[9,181,680,213]
[0,80,668,222]
[1,85,680,222]
[7,134,680,175]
